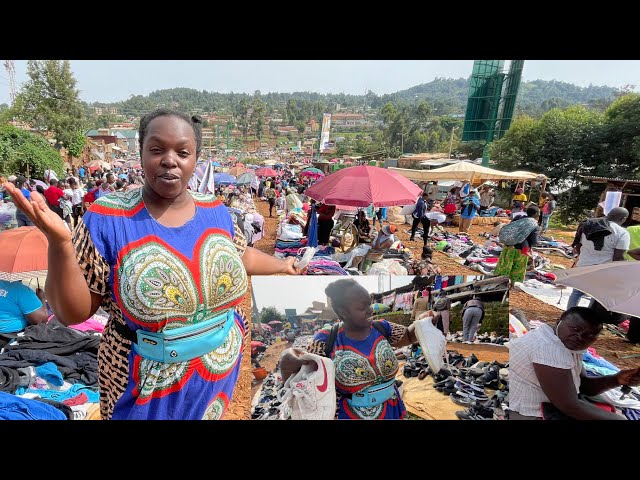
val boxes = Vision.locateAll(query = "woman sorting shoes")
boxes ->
[279,278,419,419]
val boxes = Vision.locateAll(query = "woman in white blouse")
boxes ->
[509,307,640,420]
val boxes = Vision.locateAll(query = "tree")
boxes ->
[490,106,607,223]
[12,61,86,152]
[68,130,87,159]
[259,306,285,325]
[603,93,640,178]
[0,124,64,178]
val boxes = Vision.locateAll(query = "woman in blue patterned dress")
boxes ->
[281,279,418,419]
[4,109,298,420]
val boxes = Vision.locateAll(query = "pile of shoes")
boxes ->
[402,356,431,380]
[474,333,509,345]
[251,373,291,420]
[430,350,509,420]
[291,335,314,350]
[445,332,508,345]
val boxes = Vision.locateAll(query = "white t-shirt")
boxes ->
[70,187,86,206]
[509,324,583,417]
[576,221,631,267]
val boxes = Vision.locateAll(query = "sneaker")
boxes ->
[284,352,336,420]
[414,316,447,373]
[450,392,474,407]
[456,405,494,420]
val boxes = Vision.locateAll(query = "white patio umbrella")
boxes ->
[553,262,640,317]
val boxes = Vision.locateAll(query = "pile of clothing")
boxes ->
[0,318,101,420]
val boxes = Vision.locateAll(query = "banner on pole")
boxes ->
[320,113,332,152]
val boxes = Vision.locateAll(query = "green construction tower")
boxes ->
[462,60,524,166]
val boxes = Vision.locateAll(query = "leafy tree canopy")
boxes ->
[0,124,64,178]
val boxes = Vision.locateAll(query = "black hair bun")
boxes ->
[192,115,203,124]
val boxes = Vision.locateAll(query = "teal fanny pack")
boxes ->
[133,309,235,363]
[347,378,397,408]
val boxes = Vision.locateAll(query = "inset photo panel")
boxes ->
[250,274,509,420]
[508,264,640,421]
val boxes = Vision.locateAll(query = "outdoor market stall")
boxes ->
[389,163,547,226]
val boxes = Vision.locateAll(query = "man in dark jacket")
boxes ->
[409,193,431,245]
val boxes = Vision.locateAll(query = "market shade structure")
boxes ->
[236,172,256,185]
[388,162,546,184]
[0,226,48,281]
[304,165,423,207]
[301,167,324,175]
[299,169,324,179]
[227,166,246,177]
[255,168,280,177]
[553,262,640,317]
[213,173,237,185]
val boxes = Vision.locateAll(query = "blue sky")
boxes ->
[2,60,640,105]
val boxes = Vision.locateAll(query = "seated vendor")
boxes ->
[353,210,373,242]
[371,224,397,253]
[509,307,640,420]
[0,280,49,334]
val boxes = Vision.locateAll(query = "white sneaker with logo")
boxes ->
[413,316,447,374]
[284,352,336,420]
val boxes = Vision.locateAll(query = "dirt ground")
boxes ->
[445,342,509,364]
[223,286,252,420]
[250,340,290,401]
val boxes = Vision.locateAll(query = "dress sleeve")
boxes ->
[231,220,248,257]
[379,320,407,346]
[71,216,110,296]
[306,326,331,357]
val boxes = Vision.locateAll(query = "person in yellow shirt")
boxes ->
[625,224,640,260]
[512,187,528,216]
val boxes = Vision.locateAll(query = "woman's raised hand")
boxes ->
[3,182,71,245]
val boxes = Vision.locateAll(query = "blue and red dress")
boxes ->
[307,320,407,419]
[73,188,248,419]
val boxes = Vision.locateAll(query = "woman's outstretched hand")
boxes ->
[281,256,302,275]
[3,182,71,245]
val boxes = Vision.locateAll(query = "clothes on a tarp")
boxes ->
[0,391,67,420]
[32,397,74,420]
[0,349,98,387]
[3,319,100,356]
[0,365,22,393]
[15,381,99,404]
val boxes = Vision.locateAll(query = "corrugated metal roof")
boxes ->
[581,175,640,183]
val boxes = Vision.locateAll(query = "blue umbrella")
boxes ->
[213,173,237,185]
[307,204,319,248]
[210,161,222,167]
